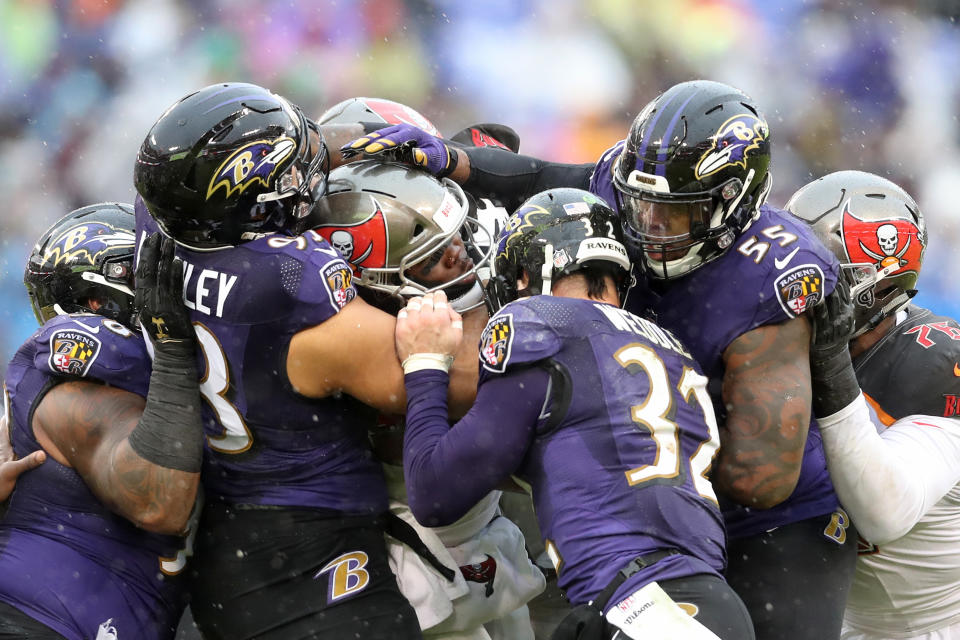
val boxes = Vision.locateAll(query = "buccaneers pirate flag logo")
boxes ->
[840,200,925,277]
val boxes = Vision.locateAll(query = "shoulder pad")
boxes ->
[36,314,150,395]
[478,298,561,374]
[248,231,358,311]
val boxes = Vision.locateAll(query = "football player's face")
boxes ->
[406,234,475,288]
[622,197,712,260]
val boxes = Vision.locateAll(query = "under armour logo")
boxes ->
[151,317,168,340]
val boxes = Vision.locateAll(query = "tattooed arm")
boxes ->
[32,381,199,535]
[714,315,813,508]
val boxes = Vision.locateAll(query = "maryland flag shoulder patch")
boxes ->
[48,329,102,377]
[322,261,356,310]
[479,313,515,374]
[774,263,825,317]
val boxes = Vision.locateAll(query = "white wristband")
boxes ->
[401,352,455,374]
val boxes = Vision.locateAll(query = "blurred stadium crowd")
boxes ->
[0,0,957,364]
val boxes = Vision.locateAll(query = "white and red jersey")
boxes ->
[821,306,960,638]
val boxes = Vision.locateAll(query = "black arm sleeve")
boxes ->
[462,146,595,211]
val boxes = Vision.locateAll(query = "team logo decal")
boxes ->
[322,262,356,309]
[774,263,825,317]
[479,313,514,373]
[460,554,497,597]
[467,128,509,150]
[41,222,135,267]
[206,137,296,200]
[840,200,925,277]
[314,551,370,604]
[314,205,388,278]
[695,113,769,179]
[497,205,551,265]
[49,329,102,376]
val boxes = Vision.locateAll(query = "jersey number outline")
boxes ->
[194,322,252,453]
[614,343,721,505]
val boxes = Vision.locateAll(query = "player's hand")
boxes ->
[136,233,195,348]
[0,450,46,502]
[811,276,856,357]
[809,277,860,416]
[341,124,459,178]
[395,291,464,363]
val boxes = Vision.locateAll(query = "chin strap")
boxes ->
[540,244,554,296]
[448,280,486,312]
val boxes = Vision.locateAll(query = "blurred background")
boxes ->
[0,0,958,364]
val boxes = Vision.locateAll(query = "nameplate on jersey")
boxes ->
[48,329,102,377]
[604,581,721,639]
[774,263,825,317]
[480,313,514,373]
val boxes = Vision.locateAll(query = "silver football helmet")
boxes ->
[786,170,926,337]
[309,160,493,309]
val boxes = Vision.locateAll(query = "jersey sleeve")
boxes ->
[478,298,562,382]
[255,230,359,331]
[817,394,960,544]
[403,366,549,526]
[34,315,151,397]
[744,207,841,329]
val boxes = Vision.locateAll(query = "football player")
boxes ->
[347,80,856,639]
[394,188,755,639]
[311,158,545,640]
[789,170,960,640]
[133,83,490,640]
[0,204,202,639]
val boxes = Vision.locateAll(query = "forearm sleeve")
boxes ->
[462,147,594,211]
[818,394,960,544]
[403,367,548,527]
[128,344,204,473]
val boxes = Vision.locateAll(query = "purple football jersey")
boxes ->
[479,296,726,607]
[0,314,188,639]
[135,198,387,514]
[591,147,842,539]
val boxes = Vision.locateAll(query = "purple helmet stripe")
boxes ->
[655,92,698,176]
[636,90,681,161]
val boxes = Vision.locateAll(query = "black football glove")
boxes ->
[136,233,194,350]
[809,276,860,417]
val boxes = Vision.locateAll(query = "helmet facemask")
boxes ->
[312,163,494,311]
[253,115,329,240]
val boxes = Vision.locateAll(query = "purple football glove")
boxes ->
[341,123,459,178]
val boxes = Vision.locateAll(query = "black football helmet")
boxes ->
[614,80,772,280]
[785,170,926,337]
[25,203,137,327]
[486,188,632,314]
[134,82,327,250]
